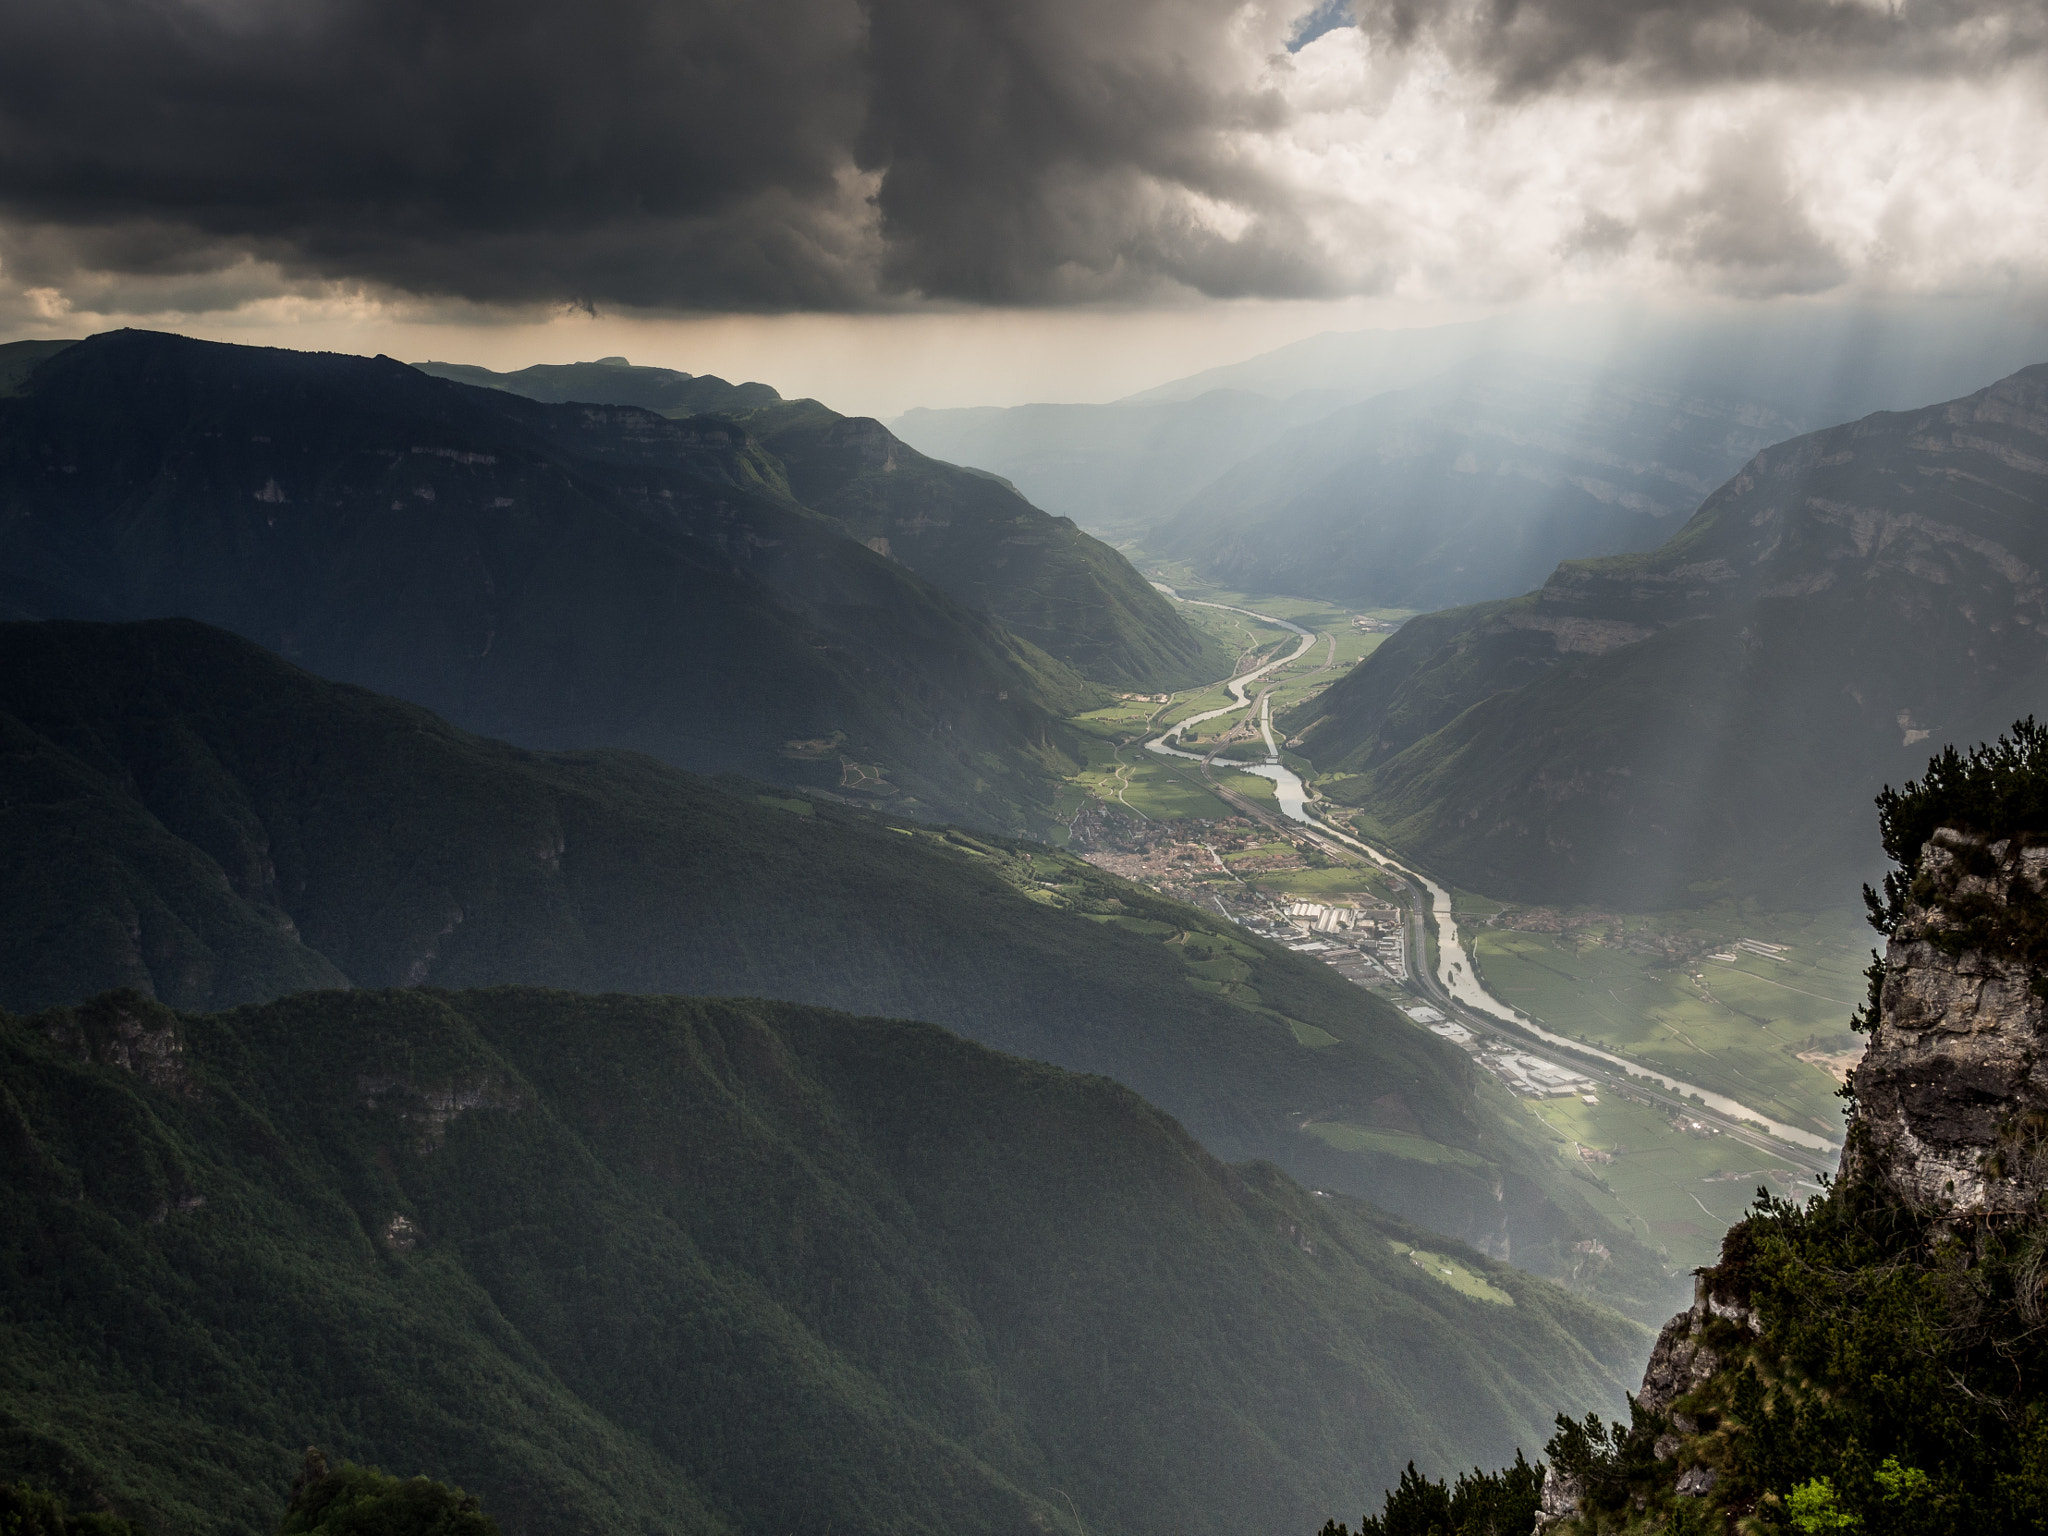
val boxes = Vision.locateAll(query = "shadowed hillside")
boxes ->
[0,332,1093,835]
[0,987,1644,1536]
[0,618,1676,1316]
[418,357,1228,689]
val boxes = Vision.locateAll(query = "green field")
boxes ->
[1385,1240,1516,1306]
[1141,563,1417,630]
[1521,1094,1817,1271]
[1307,1122,1488,1169]
[1459,902,1867,1139]
[1253,863,1401,904]
[1062,742,1234,821]
[1146,573,1395,731]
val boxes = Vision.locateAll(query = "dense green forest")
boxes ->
[0,617,1675,1318]
[1,987,1644,1536]
[0,332,1095,835]
[415,357,1229,691]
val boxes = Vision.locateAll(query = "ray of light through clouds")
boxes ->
[0,0,2042,408]
[1268,13,2048,306]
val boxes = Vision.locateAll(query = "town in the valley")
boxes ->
[1063,803,1632,1110]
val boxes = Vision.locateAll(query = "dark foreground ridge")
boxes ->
[0,986,1643,1536]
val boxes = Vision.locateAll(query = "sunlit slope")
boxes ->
[0,618,1672,1313]
[1152,357,1801,611]
[0,987,1643,1536]
[1285,364,2048,907]
[0,332,1091,834]
[420,358,1229,690]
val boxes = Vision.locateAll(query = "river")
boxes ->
[1143,591,1842,1157]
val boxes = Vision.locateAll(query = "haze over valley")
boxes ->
[6,2,2048,1534]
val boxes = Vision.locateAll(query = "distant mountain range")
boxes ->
[1282,364,2048,908]
[416,357,1228,689]
[892,305,2048,610]
[1146,355,1804,610]
[0,331,1214,837]
[0,617,1673,1313]
[2,984,1641,1536]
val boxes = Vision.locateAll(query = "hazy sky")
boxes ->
[2,0,2043,412]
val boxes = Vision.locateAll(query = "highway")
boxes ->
[1144,585,1315,749]
[1141,584,1844,1174]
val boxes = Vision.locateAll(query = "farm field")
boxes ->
[1459,900,1868,1140]
[1250,863,1402,905]
[1150,572,1395,725]
[1060,738,1230,821]
[1140,561,1416,630]
[1385,1240,1516,1306]
[1522,1094,1818,1272]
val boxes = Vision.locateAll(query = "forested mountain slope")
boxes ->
[0,987,1643,1536]
[1284,364,2048,907]
[418,357,1226,689]
[0,331,1091,835]
[0,618,1673,1315]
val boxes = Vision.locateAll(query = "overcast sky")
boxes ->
[2,0,2043,411]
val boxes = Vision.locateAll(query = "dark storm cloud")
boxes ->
[0,0,877,309]
[1363,0,2048,94]
[0,0,1310,312]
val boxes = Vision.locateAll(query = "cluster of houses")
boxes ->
[1273,898,1408,981]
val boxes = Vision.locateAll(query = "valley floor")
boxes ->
[1053,573,1858,1274]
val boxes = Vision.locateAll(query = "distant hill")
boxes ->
[0,985,1643,1536]
[1283,364,2048,908]
[891,389,1358,542]
[888,305,2048,570]
[415,356,783,414]
[418,357,1228,689]
[0,331,1095,835]
[0,618,1674,1315]
[1147,355,1804,609]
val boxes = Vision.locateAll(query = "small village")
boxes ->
[1068,807,1623,1103]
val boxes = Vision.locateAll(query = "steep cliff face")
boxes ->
[1359,735,2048,1535]
[1846,826,2048,1215]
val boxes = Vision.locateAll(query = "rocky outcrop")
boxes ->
[1845,826,2048,1216]
[1537,821,2048,1532]
[1534,1465,1583,1529]
[1636,1272,1760,1417]
[43,990,201,1100]
[358,1073,521,1152]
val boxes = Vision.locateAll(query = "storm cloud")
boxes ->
[0,0,1312,311]
[0,0,2042,318]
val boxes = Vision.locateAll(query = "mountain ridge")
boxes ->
[415,357,1228,690]
[1286,362,2048,907]
[0,330,1095,834]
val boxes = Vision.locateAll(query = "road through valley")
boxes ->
[1141,585,1843,1163]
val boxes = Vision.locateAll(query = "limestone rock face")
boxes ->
[1534,1465,1583,1530]
[1846,827,2048,1215]
[1637,1274,1759,1416]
